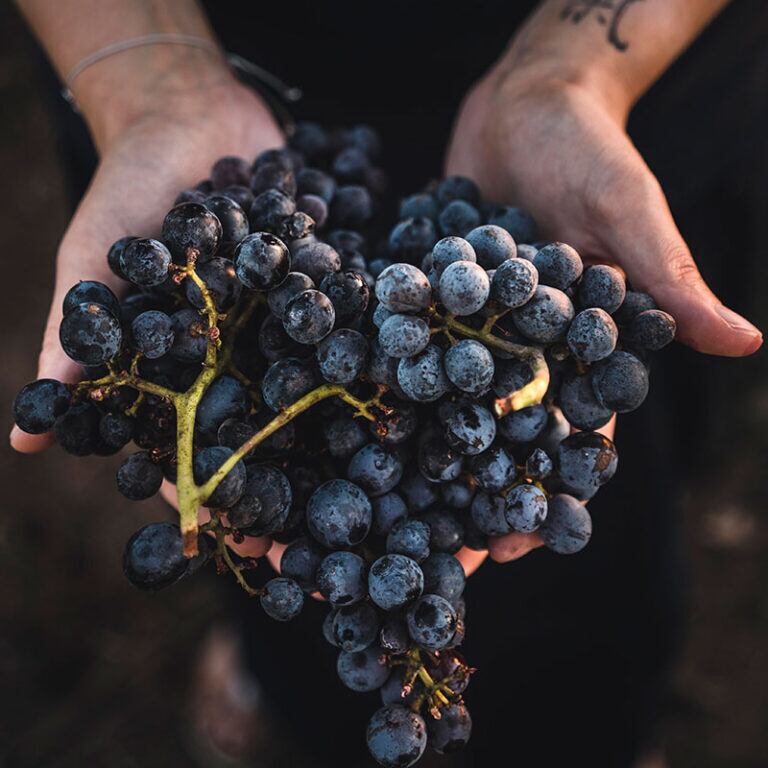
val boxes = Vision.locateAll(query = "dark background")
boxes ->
[2,3,767,766]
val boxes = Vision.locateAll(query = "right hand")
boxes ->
[10,68,283,455]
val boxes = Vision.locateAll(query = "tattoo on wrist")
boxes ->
[560,0,644,51]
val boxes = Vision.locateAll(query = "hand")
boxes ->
[10,71,283,455]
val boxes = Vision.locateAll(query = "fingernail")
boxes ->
[714,305,762,337]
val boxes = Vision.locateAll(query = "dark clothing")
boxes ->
[46,1,768,765]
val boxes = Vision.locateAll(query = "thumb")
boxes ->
[601,180,762,357]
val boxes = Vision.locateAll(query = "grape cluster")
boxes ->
[12,121,674,767]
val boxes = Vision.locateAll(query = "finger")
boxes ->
[159,480,271,559]
[454,546,488,577]
[488,531,544,563]
[601,172,762,357]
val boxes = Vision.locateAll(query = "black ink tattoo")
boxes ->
[561,0,644,51]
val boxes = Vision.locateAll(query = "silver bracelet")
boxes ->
[61,33,302,126]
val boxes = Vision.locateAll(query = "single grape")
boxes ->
[442,401,497,455]
[251,161,296,196]
[368,554,424,610]
[465,224,517,268]
[196,375,250,441]
[590,350,650,413]
[378,314,431,358]
[324,415,369,458]
[567,308,618,362]
[316,328,368,383]
[261,358,317,411]
[337,646,390,692]
[116,451,163,501]
[436,176,480,207]
[131,310,174,359]
[431,236,477,275]
[260,577,304,621]
[123,522,189,591]
[493,358,533,398]
[371,492,409,536]
[347,442,403,497]
[185,256,243,311]
[504,483,548,533]
[438,199,481,237]
[119,238,172,287]
[372,403,417,446]
[420,552,465,603]
[319,270,370,325]
[267,271,315,318]
[331,185,373,228]
[443,339,494,395]
[220,185,254,211]
[399,193,438,221]
[279,537,325,593]
[470,491,512,535]
[418,436,463,483]
[326,228,366,255]
[193,446,246,508]
[296,167,336,202]
[248,188,296,233]
[626,309,676,350]
[525,447,553,480]
[290,122,331,161]
[540,494,592,554]
[228,464,292,535]
[367,705,427,768]
[306,479,372,549]
[491,257,538,308]
[428,702,472,755]
[332,145,370,182]
[438,260,490,316]
[406,594,457,650]
[488,206,538,243]
[234,232,290,290]
[557,431,618,499]
[281,210,316,241]
[333,602,379,651]
[169,308,208,363]
[397,345,451,402]
[388,217,438,261]
[387,518,431,563]
[533,242,583,289]
[297,194,328,227]
[559,372,614,431]
[512,285,575,342]
[203,194,249,244]
[59,302,122,366]
[317,551,367,606]
[63,281,120,318]
[13,379,70,434]
[375,263,432,313]
[210,155,251,189]
[421,509,464,554]
[498,404,548,443]
[367,339,400,388]
[577,264,626,313]
[516,243,538,261]
[106,235,136,279]
[162,202,222,263]
[291,241,342,284]
[468,445,517,492]
[99,412,134,450]
[614,290,657,324]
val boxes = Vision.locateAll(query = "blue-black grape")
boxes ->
[438,260,490,316]
[228,464,292,535]
[375,263,432,313]
[332,146,370,183]
[317,551,367,606]
[525,447,553,480]
[324,415,368,458]
[557,431,618,500]
[347,442,403,497]
[63,281,120,318]
[316,328,368,383]
[438,200,481,237]
[123,522,195,591]
[488,206,538,243]
[465,224,517,268]
[53,403,100,456]
[436,176,480,207]
[297,194,328,227]
[279,537,325,592]
[577,264,626,313]
[373,403,417,446]
[13,379,70,434]
[260,577,304,621]
[120,238,172,287]
[203,194,249,244]
[319,270,370,324]
[249,188,296,233]
[559,372,614,431]
[99,412,134,450]
[185,256,242,311]
[421,509,464,554]
[296,167,336,202]
[442,401,496,455]
[491,257,538,308]
[388,217,438,261]
[399,473,438,512]
[406,593,457,650]
[169,308,207,363]
[591,350,649,412]
[193,446,246,508]
[372,492,409,536]
[210,156,251,189]
[162,202,222,263]
[443,339,494,395]
[116,451,163,500]
[441,478,475,509]
[387,518,431,563]
[131,310,174,359]
[331,185,373,228]
[418,436,463,483]
[504,483,548,532]
[470,491,512,536]
[337,646,390,692]
[378,314,431,358]
[431,236,477,275]
[368,554,424,610]
[306,479,372,548]
[498,404,548,443]
[291,241,341,284]
[107,235,136,279]
[533,242,583,289]
[281,211,315,242]
[261,358,316,411]
[234,232,290,290]
[626,309,676,350]
[512,285,575,342]
[367,705,427,768]
[540,494,592,554]
[567,308,618,362]
[251,162,296,197]
[380,618,410,655]
[267,271,315,318]
[399,193,438,221]
[614,290,657,324]
[333,602,379,651]
[59,302,122,366]
[468,445,517,492]
[428,702,472,755]
[420,552,465,603]
[397,345,451,402]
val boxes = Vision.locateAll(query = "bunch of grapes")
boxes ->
[12,121,674,767]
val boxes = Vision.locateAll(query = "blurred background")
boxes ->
[1,3,767,767]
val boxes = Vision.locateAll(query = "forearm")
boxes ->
[16,0,234,148]
[494,0,732,118]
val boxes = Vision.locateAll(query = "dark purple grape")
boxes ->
[203,194,249,244]
[131,310,174,359]
[193,446,246,508]
[234,232,290,290]
[116,451,163,501]
[162,202,222,263]
[13,379,70,434]
[283,289,336,344]
[540,494,592,554]
[59,302,122,366]
[260,577,304,621]
[533,242,583,290]
[465,224,517,268]
[185,256,243,311]
[291,241,341,284]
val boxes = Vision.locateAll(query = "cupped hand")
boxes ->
[10,76,283,454]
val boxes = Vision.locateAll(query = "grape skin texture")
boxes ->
[375,263,432,313]
[13,379,70,434]
[316,328,368,383]
[387,519,431,563]
[540,494,593,554]
[512,285,575,343]
[59,302,122,367]
[378,314,431,358]
[577,264,626,313]
[306,479,372,549]
[338,646,391,692]
[283,289,336,344]
[591,350,649,412]
[504,484,548,533]
[397,345,451,402]
[116,451,163,501]
[406,593,458,650]
[420,552,465,603]
[317,551,368,606]
[367,705,427,768]
[491,257,538,308]
[443,339,494,395]
[347,443,404,497]
[260,577,304,621]
[465,224,517,268]
[368,554,424,610]
[566,308,618,363]
[438,260,490,316]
